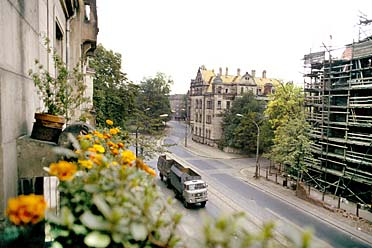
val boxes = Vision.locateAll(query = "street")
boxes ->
[146,121,371,248]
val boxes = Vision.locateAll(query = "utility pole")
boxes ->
[185,118,188,147]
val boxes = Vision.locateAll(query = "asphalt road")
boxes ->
[155,121,370,248]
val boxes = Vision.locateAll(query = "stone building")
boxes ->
[189,66,280,147]
[169,94,186,120]
[0,0,98,213]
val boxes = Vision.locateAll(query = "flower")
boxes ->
[109,128,120,135]
[49,161,77,181]
[6,194,47,225]
[121,150,136,165]
[136,159,156,176]
[106,119,114,126]
[93,144,105,153]
[78,159,93,169]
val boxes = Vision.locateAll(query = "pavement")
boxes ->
[180,135,372,246]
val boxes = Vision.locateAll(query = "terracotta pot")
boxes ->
[31,113,65,143]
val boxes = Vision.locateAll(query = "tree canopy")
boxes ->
[264,82,312,175]
[91,44,138,127]
[220,92,272,154]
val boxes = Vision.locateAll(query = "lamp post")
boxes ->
[236,114,260,179]
[136,108,150,157]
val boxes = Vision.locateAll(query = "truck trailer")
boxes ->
[157,154,208,208]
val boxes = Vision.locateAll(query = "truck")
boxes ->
[157,154,208,208]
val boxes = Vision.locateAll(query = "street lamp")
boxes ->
[236,113,260,179]
[136,108,151,157]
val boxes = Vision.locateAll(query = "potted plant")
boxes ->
[28,39,90,143]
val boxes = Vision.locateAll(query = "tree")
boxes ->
[135,72,173,128]
[265,82,304,130]
[264,82,312,176]
[220,92,272,154]
[91,45,139,127]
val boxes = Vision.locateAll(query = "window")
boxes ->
[217,87,222,94]
[240,87,244,94]
[225,88,228,94]
[195,114,198,122]
[207,115,211,124]
[207,100,212,109]
[226,101,231,109]
[84,4,91,22]
[217,101,222,109]
[55,22,63,58]
[195,99,199,109]
[199,114,202,122]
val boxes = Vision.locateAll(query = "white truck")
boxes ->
[157,154,208,208]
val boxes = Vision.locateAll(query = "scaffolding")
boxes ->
[303,37,372,204]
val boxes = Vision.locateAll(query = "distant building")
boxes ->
[169,94,186,120]
[189,66,281,147]
[0,0,98,213]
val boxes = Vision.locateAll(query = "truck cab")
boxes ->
[183,180,208,208]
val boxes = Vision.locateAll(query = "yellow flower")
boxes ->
[121,150,135,165]
[93,144,105,153]
[6,194,47,225]
[107,141,115,147]
[78,159,93,169]
[136,159,156,176]
[93,130,104,139]
[109,128,120,135]
[90,153,103,166]
[49,161,77,181]
[106,119,114,126]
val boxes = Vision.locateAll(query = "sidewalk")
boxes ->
[182,136,372,245]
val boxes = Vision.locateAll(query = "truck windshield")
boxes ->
[187,183,206,190]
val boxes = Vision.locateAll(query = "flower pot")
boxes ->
[31,113,65,143]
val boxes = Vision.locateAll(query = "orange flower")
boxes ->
[6,194,47,225]
[93,130,104,139]
[136,159,156,176]
[90,153,103,166]
[118,142,125,149]
[111,148,119,156]
[103,132,112,139]
[106,119,113,126]
[49,161,77,181]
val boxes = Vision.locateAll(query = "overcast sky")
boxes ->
[96,0,372,94]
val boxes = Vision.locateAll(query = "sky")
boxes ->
[96,0,372,94]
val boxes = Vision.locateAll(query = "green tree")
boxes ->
[264,82,312,176]
[91,45,139,127]
[220,92,272,154]
[135,73,172,128]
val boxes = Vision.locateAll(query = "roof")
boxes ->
[199,67,282,90]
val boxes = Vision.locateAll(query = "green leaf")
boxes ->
[80,211,110,231]
[130,222,148,241]
[84,231,111,248]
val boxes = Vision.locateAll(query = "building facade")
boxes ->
[169,94,186,120]
[0,0,98,213]
[189,66,280,147]
[303,38,372,204]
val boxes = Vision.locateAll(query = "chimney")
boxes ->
[219,67,222,76]
[251,70,256,78]
[262,70,267,78]
[225,67,228,76]
[237,68,240,76]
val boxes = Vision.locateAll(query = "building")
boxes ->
[169,94,186,120]
[189,66,280,147]
[0,0,98,213]
[303,37,372,204]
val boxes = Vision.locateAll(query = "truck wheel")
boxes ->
[166,179,172,189]
[200,201,206,208]
[160,173,164,181]
[183,200,189,209]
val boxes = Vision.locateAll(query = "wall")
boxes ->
[0,0,98,214]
